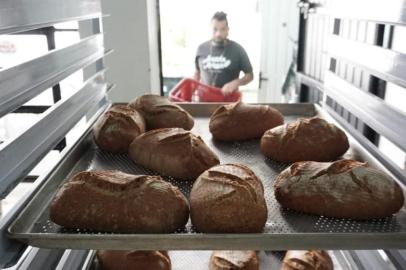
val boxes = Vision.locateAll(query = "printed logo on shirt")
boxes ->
[202,55,231,70]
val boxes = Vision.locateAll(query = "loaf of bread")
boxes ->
[129,94,194,130]
[129,128,220,180]
[97,250,171,270]
[274,159,405,219]
[261,117,349,162]
[209,102,284,141]
[209,251,259,270]
[190,164,267,233]
[281,250,333,270]
[93,105,145,153]
[50,170,189,233]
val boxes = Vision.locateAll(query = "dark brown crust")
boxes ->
[93,105,145,153]
[281,250,333,270]
[274,160,405,219]
[128,128,220,180]
[190,164,268,233]
[260,117,349,162]
[209,102,284,141]
[50,170,189,233]
[209,251,259,270]
[129,94,194,130]
[97,250,171,270]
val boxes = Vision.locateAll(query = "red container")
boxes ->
[169,78,241,102]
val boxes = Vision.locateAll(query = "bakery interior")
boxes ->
[1,0,406,269]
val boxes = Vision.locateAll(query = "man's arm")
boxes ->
[193,69,201,81]
[222,72,253,95]
[238,72,254,85]
[222,44,253,95]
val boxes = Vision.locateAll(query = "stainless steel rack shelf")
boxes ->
[7,103,406,251]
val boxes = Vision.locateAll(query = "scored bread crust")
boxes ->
[93,105,146,153]
[190,164,268,233]
[50,170,189,233]
[274,159,405,219]
[129,94,194,130]
[209,102,284,141]
[281,250,333,270]
[129,128,220,180]
[209,250,259,270]
[261,117,349,162]
[97,250,171,270]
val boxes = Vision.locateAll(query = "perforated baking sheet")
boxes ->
[8,103,406,250]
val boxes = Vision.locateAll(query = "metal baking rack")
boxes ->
[7,103,406,250]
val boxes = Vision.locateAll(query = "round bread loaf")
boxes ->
[97,250,171,270]
[274,160,405,219]
[261,117,349,162]
[281,250,333,270]
[50,170,189,233]
[129,128,220,180]
[209,251,259,270]
[129,94,194,130]
[209,102,284,141]
[93,105,145,153]
[190,164,267,233]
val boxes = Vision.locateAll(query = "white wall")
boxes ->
[100,0,160,102]
[147,0,161,94]
[258,0,299,102]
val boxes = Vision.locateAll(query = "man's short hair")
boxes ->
[212,11,228,25]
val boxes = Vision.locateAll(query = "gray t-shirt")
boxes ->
[195,40,253,88]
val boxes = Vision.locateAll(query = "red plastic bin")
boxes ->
[169,78,241,102]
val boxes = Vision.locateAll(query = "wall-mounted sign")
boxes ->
[0,41,16,53]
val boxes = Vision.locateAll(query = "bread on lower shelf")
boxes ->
[190,164,268,233]
[281,250,333,270]
[274,159,405,219]
[50,170,189,233]
[209,251,259,270]
[97,250,171,270]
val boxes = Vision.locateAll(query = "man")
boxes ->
[194,11,253,95]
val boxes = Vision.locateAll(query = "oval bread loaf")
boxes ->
[261,117,349,162]
[50,170,189,233]
[274,160,405,219]
[129,128,220,180]
[93,105,145,153]
[190,164,267,233]
[281,250,333,270]
[209,251,259,270]
[97,250,171,270]
[129,94,194,130]
[209,102,284,141]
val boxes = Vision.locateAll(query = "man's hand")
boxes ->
[221,79,240,95]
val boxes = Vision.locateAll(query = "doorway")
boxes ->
[158,0,261,102]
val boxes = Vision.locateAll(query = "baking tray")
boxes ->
[86,250,346,270]
[7,103,406,250]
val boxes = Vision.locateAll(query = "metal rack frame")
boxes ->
[0,0,109,267]
[297,0,406,187]
[1,0,406,269]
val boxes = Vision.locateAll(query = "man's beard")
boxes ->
[212,38,227,47]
